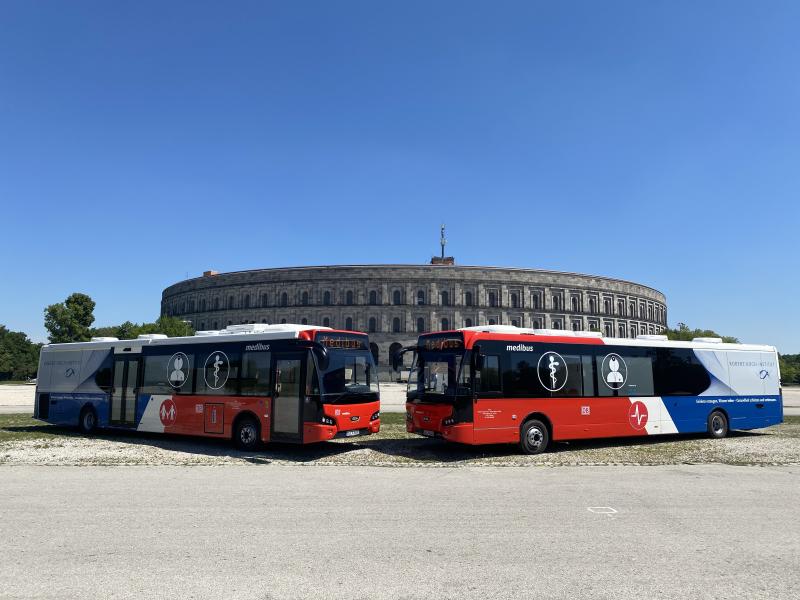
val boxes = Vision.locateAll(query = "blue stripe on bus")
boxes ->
[663,395,783,433]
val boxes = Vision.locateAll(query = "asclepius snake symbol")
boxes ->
[213,354,222,386]
[548,355,560,389]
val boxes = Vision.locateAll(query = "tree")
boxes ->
[0,325,41,380]
[779,354,800,386]
[44,293,96,343]
[663,322,739,344]
[89,316,194,340]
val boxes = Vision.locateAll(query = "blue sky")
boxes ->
[1,1,798,353]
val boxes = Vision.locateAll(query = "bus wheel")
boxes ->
[234,416,260,451]
[520,419,549,455]
[707,410,729,439]
[78,406,97,435]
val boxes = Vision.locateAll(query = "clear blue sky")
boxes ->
[1,1,798,353]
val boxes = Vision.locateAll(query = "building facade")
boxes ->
[161,265,668,368]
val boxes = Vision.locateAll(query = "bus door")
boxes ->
[271,352,306,442]
[111,356,140,426]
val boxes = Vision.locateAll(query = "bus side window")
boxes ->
[240,351,271,396]
[478,355,501,393]
[142,353,195,395]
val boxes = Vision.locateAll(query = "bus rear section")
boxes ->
[34,325,380,450]
[405,328,783,454]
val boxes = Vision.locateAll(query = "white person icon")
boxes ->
[168,353,189,388]
[601,353,627,390]
[607,356,623,384]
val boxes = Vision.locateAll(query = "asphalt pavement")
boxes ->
[0,464,797,599]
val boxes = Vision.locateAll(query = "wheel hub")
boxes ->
[526,427,543,449]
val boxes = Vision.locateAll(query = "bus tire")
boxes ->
[707,410,729,439]
[78,406,98,435]
[233,416,260,451]
[520,419,549,455]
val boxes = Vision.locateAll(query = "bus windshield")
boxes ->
[409,350,471,400]
[319,350,379,402]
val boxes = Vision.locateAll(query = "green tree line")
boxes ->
[0,326,41,380]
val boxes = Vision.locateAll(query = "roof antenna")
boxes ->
[440,223,446,259]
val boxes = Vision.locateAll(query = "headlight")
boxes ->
[370,411,380,421]
[321,415,335,426]
[443,416,455,426]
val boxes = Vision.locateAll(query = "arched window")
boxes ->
[261,319,267,324]
[489,291,497,307]
[631,325,638,337]
[464,318,473,327]
[618,300,625,315]
[261,293,268,307]
[552,295,561,311]
[323,317,330,327]
[393,290,402,305]
[553,321,561,329]
[323,291,331,305]
[441,291,449,306]
[604,324,612,336]
[301,317,308,325]
[370,343,379,365]
[488,318,497,325]
[589,298,596,314]
[630,301,636,317]
[441,318,449,331]
[188,300,195,312]
[392,317,401,333]
[346,290,354,305]
[533,320,541,329]
[417,290,425,305]
[301,291,309,306]
[280,292,288,307]
[368,317,377,333]
[200,298,206,311]
[532,294,540,310]
[571,297,579,312]
[243,295,250,308]
[228,295,235,309]
[416,317,425,332]
[200,322,205,330]
[619,324,627,338]
[213,321,218,329]
[511,318,520,327]
[389,342,403,370]
[604,299,611,314]
[213,298,220,310]
[345,317,353,330]
[369,290,378,305]
[510,293,519,308]
[648,306,654,320]
[280,318,287,324]
[465,291,473,306]
[572,321,579,331]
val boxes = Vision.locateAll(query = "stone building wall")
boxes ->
[161,265,668,366]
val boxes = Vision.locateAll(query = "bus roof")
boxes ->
[40,323,366,353]
[420,325,777,353]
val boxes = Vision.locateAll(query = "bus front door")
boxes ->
[271,353,305,442]
[110,357,140,427]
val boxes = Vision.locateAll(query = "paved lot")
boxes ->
[0,464,797,600]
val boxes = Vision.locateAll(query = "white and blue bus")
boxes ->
[34,324,381,450]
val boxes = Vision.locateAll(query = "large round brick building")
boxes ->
[161,263,668,368]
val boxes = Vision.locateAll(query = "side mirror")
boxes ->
[472,345,485,371]
[313,345,329,370]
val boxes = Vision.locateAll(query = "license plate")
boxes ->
[344,429,361,437]
[422,430,435,437]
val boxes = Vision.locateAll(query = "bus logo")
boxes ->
[160,399,177,427]
[537,351,568,392]
[628,401,648,430]
[203,351,230,390]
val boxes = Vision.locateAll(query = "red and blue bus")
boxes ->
[35,324,380,450]
[400,326,783,454]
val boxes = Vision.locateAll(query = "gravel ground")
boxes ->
[1,415,798,467]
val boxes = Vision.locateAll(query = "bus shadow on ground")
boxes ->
[354,429,768,462]
[2,424,356,464]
